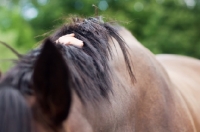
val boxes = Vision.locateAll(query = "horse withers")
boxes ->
[1,17,200,132]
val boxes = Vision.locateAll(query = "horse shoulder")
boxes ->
[109,27,185,131]
[156,54,200,132]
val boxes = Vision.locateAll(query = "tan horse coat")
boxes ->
[157,54,200,132]
[65,27,200,132]
[2,19,200,132]
[117,27,200,132]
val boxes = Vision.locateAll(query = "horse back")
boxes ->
[156,54,200,132]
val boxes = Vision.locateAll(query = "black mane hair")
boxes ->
[1,17,134,101]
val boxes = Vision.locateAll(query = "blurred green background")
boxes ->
[0,0,200,72]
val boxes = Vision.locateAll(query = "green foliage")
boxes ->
[0,0,200,72]
[0,5,36,72]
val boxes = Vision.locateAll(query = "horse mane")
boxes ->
[2,17,134,101]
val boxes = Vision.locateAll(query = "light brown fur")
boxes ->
[64,27,200,132]
[26,26,200,132]
[156,54,200,132]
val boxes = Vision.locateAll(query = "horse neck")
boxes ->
[65,27,186,132]
[64,28,180,132]
[108,28,182,131]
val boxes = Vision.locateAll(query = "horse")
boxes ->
[1,17,200,132]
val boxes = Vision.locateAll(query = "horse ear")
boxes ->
[33,39,72,125]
